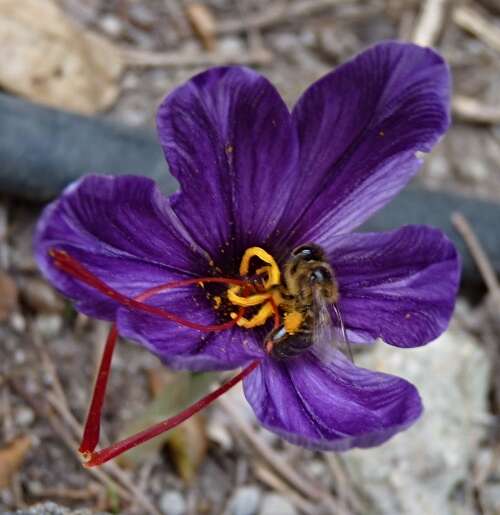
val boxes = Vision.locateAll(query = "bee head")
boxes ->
[309,264,338,302]
[291,243,325,262]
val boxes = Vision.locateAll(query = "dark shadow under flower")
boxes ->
[35,41,460,455]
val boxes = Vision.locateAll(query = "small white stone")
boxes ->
[305,459,325,480]
[14,349,26,364]
[99,14,124,38]
[16,406,35,427]
[426,153,450,181]
[218,37,245,55]
[159,490,186,515]
[33,314,63,338]
[9,312,26,333]
[122,72,141,91]
[229,485,261,515]
[206,417,233,450]
[259,494,297,515]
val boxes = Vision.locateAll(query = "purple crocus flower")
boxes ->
[35,42,460,457]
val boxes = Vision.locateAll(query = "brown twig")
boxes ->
[453,5,500,53]
[217,0,348,35]
[122,47,273,68]
[412,0,447,46]
[452,95,500,124]
[18,335,162,515]
[451,212,500,294]
[28,484,103,501]
[38,353,161,515]
[7,378,133,506]
[253,462,319,515]
[325,454,366,514]
[218,395,332,503]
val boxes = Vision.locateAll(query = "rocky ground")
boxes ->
[1,1,500,514]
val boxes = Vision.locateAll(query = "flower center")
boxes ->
[226,247,284,329]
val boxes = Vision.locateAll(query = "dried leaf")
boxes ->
[117,371,214,478]
[166,415,208,483]
[148,367,171,398]
[0,436,32,488]
[0,271,18,321]
[185,3,217,51]
[0,0,124,114]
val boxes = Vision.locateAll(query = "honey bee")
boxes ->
[266,244,352,361]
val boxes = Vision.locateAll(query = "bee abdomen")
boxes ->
[266,324,313,360]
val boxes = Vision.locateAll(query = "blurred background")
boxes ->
[1,0,500,514]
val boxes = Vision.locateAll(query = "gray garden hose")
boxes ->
[0,93,498,284]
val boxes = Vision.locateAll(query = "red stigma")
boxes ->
[50,248,251,333]
[51,248,264,464]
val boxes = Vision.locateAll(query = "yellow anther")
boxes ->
[227,285,271,307]
[231,302,274,328]
[239,247,280,286]
[284,311,303,334]
[255,265,277,290]
[224,247,284,330]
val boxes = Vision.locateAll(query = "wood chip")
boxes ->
[185,3,217,51]
[0,435,32,488]
[0,0,124,114]
[0,270,18,321]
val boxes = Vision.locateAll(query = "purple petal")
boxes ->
[35,175,211,319]
[244,346,421,451]
[157,66,299,262]
[327,225,460,347]
[116,286,263,371]
[281,42,450,248]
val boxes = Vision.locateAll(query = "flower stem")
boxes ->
[82,360,260,467]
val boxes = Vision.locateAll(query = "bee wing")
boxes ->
[311,288,354,363]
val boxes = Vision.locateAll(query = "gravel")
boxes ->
[228,485,262,515]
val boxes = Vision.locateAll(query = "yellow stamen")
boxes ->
[231,302,274,328]
[227,285,271,307]
[284,311,303,334]
[255,265,280,290]
[239,247,280,286]
[223,247,284,330]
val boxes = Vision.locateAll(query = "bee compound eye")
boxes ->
[310,266,331,284]
[291,244,324,261]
